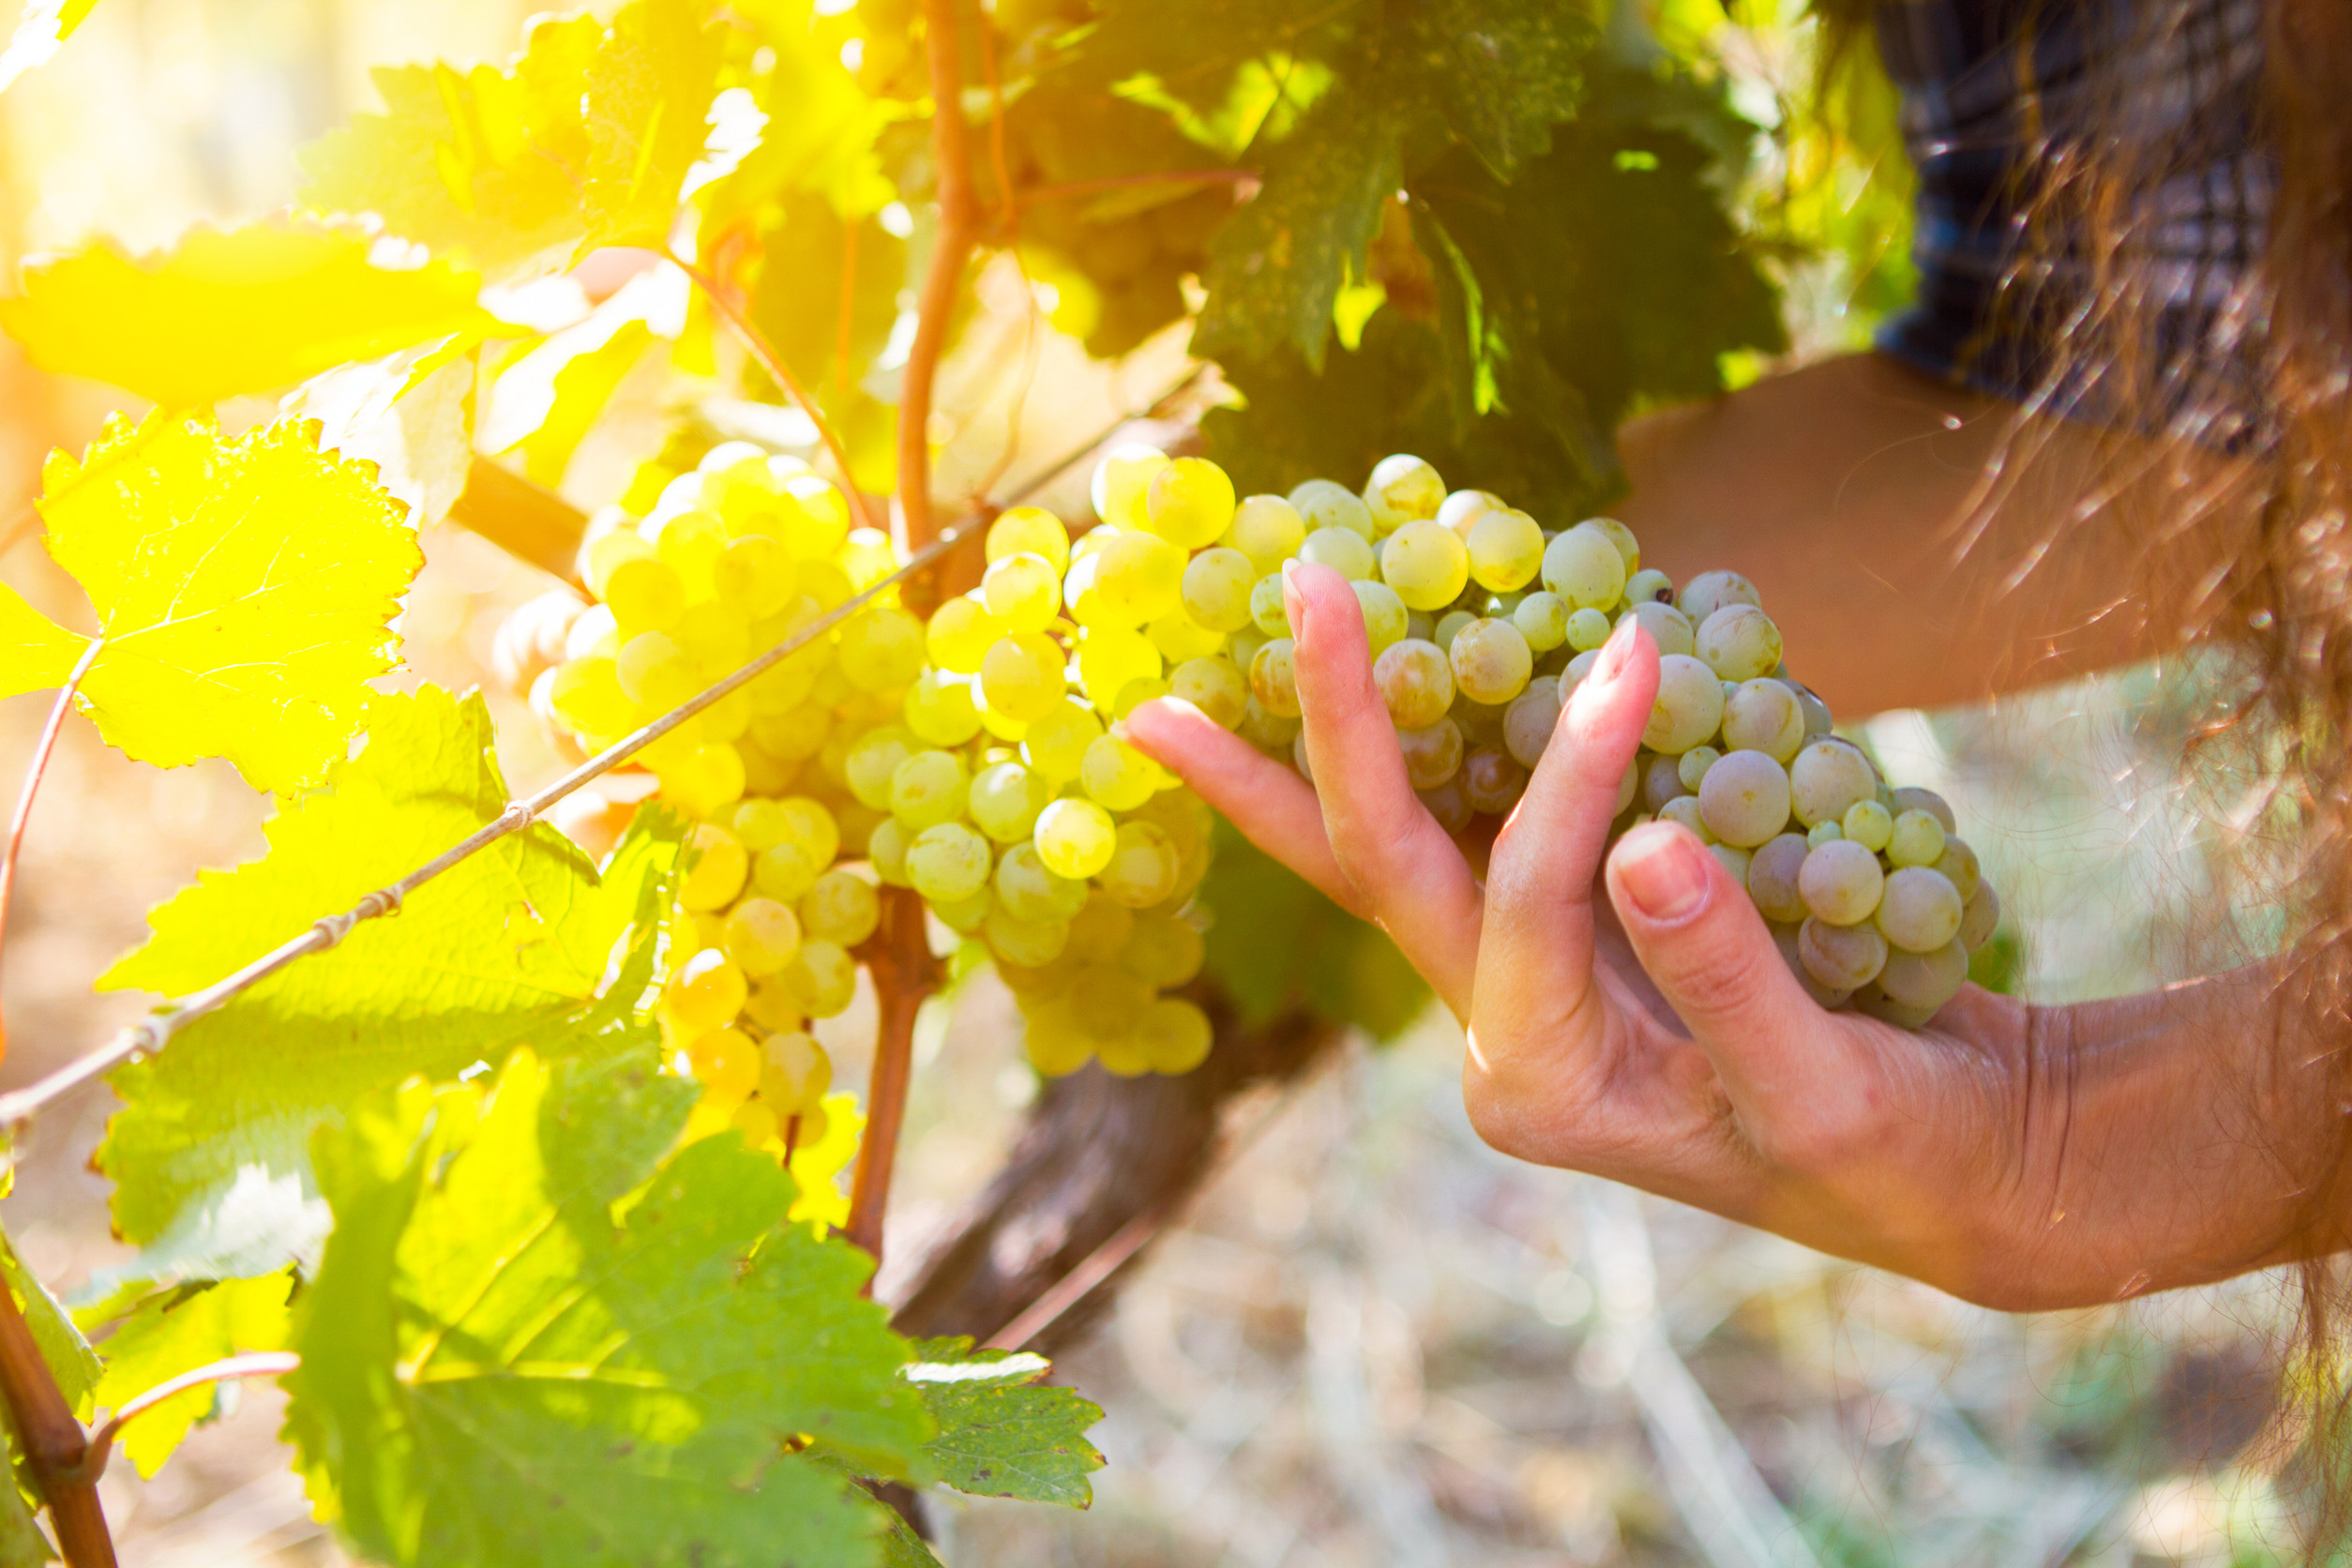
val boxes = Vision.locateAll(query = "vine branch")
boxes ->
[71,1353,300,1484]
[843,886,940,1265]
[0,1280,111,1568]
[898,0,981,564]
[0,634,101,1062]
[667,250,882,538]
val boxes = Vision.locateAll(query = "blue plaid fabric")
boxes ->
[1872,0,2270,437]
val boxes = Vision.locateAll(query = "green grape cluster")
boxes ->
[513,438,1218,1093]
[1113,446,2001,1030]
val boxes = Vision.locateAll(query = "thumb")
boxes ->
[1603,822,1832,1106]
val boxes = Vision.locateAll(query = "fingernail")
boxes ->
[1596,619,1638,682]
[1281,559,1309,634]
[1618,827,1711,924]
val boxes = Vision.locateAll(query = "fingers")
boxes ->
[1477,622,1657,1035]
[1285,560,1482,1010]
[1604,821,1840,1112]
[1123,697,1356,912]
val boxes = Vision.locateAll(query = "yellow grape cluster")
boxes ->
[1167,450,2000,1028]
[507,438,1217,1098]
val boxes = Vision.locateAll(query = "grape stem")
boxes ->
[898,0,981,575]
[666,249,882,539]
[0,633,101,1063]
[70,1353,301,1484]
[844,887,941,1268]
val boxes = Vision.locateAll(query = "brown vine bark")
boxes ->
[0,1285,113,1568]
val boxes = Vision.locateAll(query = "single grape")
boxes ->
[800,868,880,947]
[1091,444,1169,530]
[1677,569,1763,626]
[776,475,852,561]
[1696,605,1785,683]
[1226,494,1307,573]
[1249,573,1292,638]
[1076,625,1162,714]
[1239,698,1301,751]
[1449,617,1534,705]
[1398,717,1466,791]
[1146,611,1224,667]
[652,507,728,596]
[1080,733,1160,810]
[1800,915,1889,991]
[925,596,1001,676]
[1746,833,1812,924]
[1643,753,1687,813]
[905,822,991,902]
[1468,507,1545,592]
[1806,820,1844,849]
[844,725,917,810]
[984,551,1063,631]
[1364,454,1446,533]
[1677,745,1722,793]
[778,939,857,1018]
[1720,678,1805,762]
[1169,656,1249,729]
[1643,653,1726,754]
[1842,798,1894,852]
[1022,699,1103,783]
[761,1030,832,1110]
[1583,517,1641,574]
[549,657,637,738]
[931,883,995,934]
[969,761,1050,842]
[1381,520,1471,611]
[1352,580,1410,656]
[985,903,1070,968]
[1121,912,1206,988]
[891,748,970,831]
[867,819,910,887]
[1887,809,1948,869]
[1036,797,1118,879]
[1658,795,1716,843]
[1434,611,1476,652]
[1539,523,1628,611]
[755,838,824,901]
[1419,776,1474,833]
[1146,456,1236,549]
[1374,639,1455,729]
[1514,592,1569,653]
[665,948,747,1033]
[722,897,802,975]
[1933,838,1982,901]
[681,822,749,911]
[616,630,698,709]
[1136,997,1214,1074]
[1462,747,1529,814]
[607,555,687,633]
[1873,937,1968,1016]
[1624,567,1675,605]
[1302,525,1377,581]
[1289,478,1377,539]
[1793,683,1836,740]
[1891,786,1958,834]
[1503,677,1562,768]
[656,743,746,819]
[904,669,983,746]
[1237,636,1300,718]
[1710,843,1755,883]
[1091,532,1186,626]
[995,840,1088,925]
[1182,547,1257,632]
[1100,821,1181,907]
[1876,866,1964,953]
[1437,489,1504,539]
[1554,607,1606,654]
[1788,739,1877,827]
[565,602,621,662]
[687,1025,762,1101]
[986,504,1072,572]
[714,535,799,621]
[1959,881,2000,952]
[980,631,1067,722]
[1799,838,1886,925]
[584,525,656,598]
[1619,600,1696,658]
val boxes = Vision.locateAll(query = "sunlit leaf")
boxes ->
[0,223,498,410]
[84,1274,294,1478]
[580,0,724,254]
[904,1339,1104,1507]
[0,0,97,94]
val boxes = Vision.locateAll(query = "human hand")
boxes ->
[1126,561,2320,1309]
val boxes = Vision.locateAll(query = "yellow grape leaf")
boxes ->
[0,222,500,410]
[8,414,421,793]
[0,580,80,691]
[580,0,725,254]
[0,0,97,94]
[299,13,603,281]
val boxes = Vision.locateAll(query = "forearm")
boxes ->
[1614,353,2232,716]
[1951,966,2347,1308]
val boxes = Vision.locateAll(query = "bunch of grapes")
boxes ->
[1151,449,2000,1029]
[503,437,1219,1119]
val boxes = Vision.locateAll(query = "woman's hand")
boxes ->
[1126,561,2339,1310]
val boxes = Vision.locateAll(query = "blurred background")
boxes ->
[0,1,2299,1564]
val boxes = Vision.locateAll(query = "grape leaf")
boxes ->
[299,14,603,280]
[284,1051,932,1568]
[1194,79,1401,369]
[580,0,725,254]
[749,194,908,402]
[1070,0,1363,113]
[0,583,78,696]
[0,0,97,94]
[0,223,499,410]
[1198,822,1426,1039]
[903,1339,1104,1507]
[84,1274,294,1478]
[0,414,420,795]
[95,686,678,1265]
[705,3,892,232]
[282,343,478,529]
[1402,0,1589,177]
[502,319,658,487]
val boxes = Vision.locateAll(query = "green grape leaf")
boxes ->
[284,1051,932,1568]
[84,1274,294,1478]
[704,3,892,232]
[0,1229,103,1566]
[299,14,603,281]
[0,413,420,795]
[95,686,679,1268]
[0,0,98,94]
[1402,0,1590,177]
[1199,823,1426,1040]
[497,318,658,488]
[0,223,499,410]
[875,1509,946,1568]
[1195,80,1401,370]
[904,1339,1104,1507]
[1071,0,1363,113]
[580,0,724,254]
[749,194,908,403]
